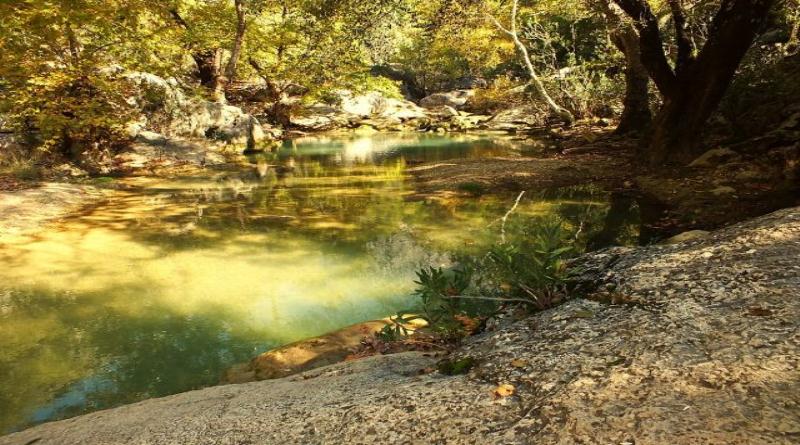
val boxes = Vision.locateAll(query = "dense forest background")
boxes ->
[0,0,798,169]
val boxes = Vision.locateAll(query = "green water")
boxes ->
[0,133,638,433]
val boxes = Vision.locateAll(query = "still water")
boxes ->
[0,133,638,432]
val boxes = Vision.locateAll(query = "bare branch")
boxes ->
[488,0,574,125]
[487,13,514,36]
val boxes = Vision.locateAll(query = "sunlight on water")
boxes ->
[0,133,637,432]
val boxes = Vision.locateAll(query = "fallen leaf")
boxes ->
[454,314,481,334]
[493,383,515,399]
[510,359,528,368]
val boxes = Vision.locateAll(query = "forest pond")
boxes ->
[0,134,641,432]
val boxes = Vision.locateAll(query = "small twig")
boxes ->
[501,191,526,243]
[444,295,534,306]
[573,220,585,241]
[401,340,450,350]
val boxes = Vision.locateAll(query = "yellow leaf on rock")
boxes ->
[510,359,528,368]
[493,383,515,399]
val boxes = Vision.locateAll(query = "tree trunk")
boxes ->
[645,0,776,165]
[224,0,247,81]
[611,23,652,135]
[193,49,226,103]
[370,64,426,100]
[593,0,651,134]
[613,0,777,165]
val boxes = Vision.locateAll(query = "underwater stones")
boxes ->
[221,321,392,383]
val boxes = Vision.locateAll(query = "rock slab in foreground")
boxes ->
[2,207,799,445]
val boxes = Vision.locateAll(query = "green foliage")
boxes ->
[468,76,526,114]
[8,70,137,155]
[384,218,576,340]
[486,220,574,311]
[385,0,514,93]
[437,357,476,375]
[0,156,42,181]
[410,265,490,334]
[358,76,404,99]
[0,0,173,157]
[377,311,427,341]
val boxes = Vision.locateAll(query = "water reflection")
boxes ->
[0,133,639,433]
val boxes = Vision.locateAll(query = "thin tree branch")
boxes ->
[668,0,695,73]
[612,0,679,97]
[444,295,536,305]
[488,0,575,124]
[501,191,526,243]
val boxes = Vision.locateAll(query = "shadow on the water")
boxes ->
[0,284,271,434]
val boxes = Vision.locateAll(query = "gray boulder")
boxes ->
[482,105,546,132]
[293,91,427,131]
[124,72,267,146]
[420,90,475,110]
[688,148,740,168]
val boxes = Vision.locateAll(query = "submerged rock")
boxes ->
[223,320,391,383]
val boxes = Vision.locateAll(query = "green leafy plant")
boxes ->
[382,263,494,339]
[437,357,476,375]
[383,218,576,341]
[377,311,427,341]
[487,220,573,310]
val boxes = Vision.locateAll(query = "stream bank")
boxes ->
[2,206,797,445]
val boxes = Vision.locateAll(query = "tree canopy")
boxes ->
[1,0,797,165]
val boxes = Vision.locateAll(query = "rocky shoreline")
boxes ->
[3,206,797,445]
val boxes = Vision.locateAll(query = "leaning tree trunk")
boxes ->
[490,0,574,126]
[370,64,426,101]
[611,24,651,135]
[224,0,247,82]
